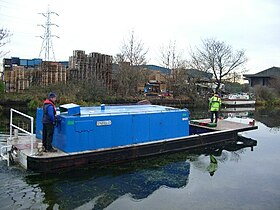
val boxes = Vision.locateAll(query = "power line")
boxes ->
[0,0,32,10]
[0,3,16,10]
[0,0,15,4]
[37,6,59,61]
[0,13,35,23]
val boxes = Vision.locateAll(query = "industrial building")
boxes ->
[243,66,280,87]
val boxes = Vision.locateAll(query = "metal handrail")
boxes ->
[9,108,35,156]
[0,145,12,166]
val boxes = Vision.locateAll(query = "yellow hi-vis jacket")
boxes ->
[209,95,221,111]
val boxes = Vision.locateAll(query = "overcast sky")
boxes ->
[1,0,280,73]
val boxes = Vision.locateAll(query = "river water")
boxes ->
[0,107,280,210]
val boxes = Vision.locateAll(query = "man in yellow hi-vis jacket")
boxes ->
[209,93,221,123]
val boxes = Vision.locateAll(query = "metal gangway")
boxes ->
[0,108,35,166]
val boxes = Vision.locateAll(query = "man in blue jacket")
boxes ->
[42,92,57,152]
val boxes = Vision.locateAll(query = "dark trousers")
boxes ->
[210,111,219,123]
[43,123,54,150]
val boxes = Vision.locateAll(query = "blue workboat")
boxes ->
[2,104,258,173]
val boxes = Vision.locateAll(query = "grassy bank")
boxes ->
[255,98,280,107]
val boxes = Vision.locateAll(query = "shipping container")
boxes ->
[20,59,28,66]
[36,104,190,153]
[11,57,20,65]
[33,58,42,66]
[27,59,35,67]
[4,58,11,65]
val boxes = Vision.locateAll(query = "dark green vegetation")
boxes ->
[0,80,4,93]
[0,81,206,110]
[254,85,280,106]
[1,80,280,110]
[0,81,137,110]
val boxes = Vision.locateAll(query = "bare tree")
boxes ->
[114,31,149,96]
[158,40,187,95]
[0,28,12,58]
[188,38,247,92]
[120,30,148,66]
[159,40,185,80]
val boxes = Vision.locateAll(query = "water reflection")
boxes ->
[207,154,218,176]
[221,107,255,118]
[187,135,257,178]
[254,107,280,128]
[25,154,190,209]
[24,136,257,210]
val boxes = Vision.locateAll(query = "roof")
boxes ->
[142,65,171,74]
[143,66,213,80]
[244,67,280,78]
[185,69,213,80]
[112,64,171,74]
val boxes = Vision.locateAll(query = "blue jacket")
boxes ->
[42,99,56,124]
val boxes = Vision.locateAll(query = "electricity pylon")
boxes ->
[38,6,59,61]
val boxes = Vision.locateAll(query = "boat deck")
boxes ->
[10,137,69,158]
[191,118,256,132]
